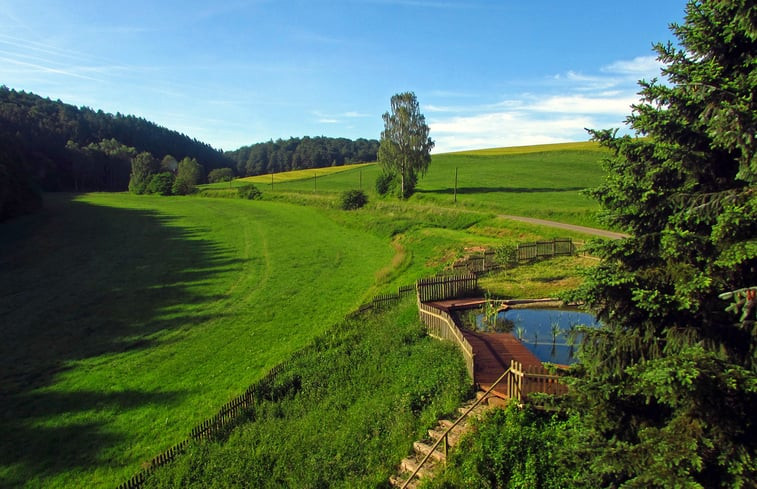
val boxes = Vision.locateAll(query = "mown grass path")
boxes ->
[0,193,394,489]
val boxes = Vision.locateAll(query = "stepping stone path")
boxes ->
[390,392,503,488]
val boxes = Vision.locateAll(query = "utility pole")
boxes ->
[454,167,458,203]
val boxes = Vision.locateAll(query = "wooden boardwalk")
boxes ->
[462,329,542,398]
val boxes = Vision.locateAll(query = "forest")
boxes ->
[225,136,379,177]
[0,86,377,221]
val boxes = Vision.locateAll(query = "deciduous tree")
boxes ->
[378,92,434,198]
[172,157,204,195]
[128,152,159,194]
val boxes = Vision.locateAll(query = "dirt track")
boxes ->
[498,214,628,240]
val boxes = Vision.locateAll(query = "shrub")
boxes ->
[375,172,396,196]
[494,244,517,268]
[207,168,235,184]
[146,172,175,195]
[339,189,368,210]
[237,184,262,200]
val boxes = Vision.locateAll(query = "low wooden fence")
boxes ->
[452,251,498,275]
[116,363,286,489]
[352,284,416,316]
[417,301,475,382]
[416,273,478,303]
[506,360,567,400]
[517,238,574,261]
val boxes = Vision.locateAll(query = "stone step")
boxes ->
[428,428,461,447]
[413,441,446,463]
[389,474,419,488]
[400,457,433,479]
[438,418,467,435]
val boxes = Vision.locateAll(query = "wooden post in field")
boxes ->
[271,173,274,189]
[314,171,317,192]
[454,167,458,203]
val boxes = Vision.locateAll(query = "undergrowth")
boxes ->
[423,403,584,489]
[143,298,471,489]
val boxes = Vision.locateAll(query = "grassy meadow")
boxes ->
[0,193,396,488]
[207,141,610,228]
[0,142,608,488]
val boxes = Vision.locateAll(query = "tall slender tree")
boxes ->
[378,92,434,198]
[568,1,756,487]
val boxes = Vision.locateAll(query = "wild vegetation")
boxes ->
[0,186,596,488]
[143,298,470,489]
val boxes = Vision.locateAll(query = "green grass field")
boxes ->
[0,141,608,488]
[211,141,610,228]
[0,193,396,488]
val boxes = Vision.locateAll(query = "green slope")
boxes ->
[0,193,394,488]
[212,141,609,228]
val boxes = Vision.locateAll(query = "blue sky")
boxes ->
[0,0,688,153]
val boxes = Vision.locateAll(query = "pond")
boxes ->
[460,307,600,365]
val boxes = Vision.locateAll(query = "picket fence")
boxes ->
[516,238,574,261]
[417,301,475,381]
[416,273,479,303]
[452,250,498,275]
[506,360,567,400]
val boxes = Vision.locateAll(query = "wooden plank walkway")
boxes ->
[462,330,542,399]
[426,298,486,312]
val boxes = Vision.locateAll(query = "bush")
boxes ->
[207,168,235,184]
[146,172,175,195]
[375,172,396,196]
[494,244,518,268]
[428,404,583,489]
[237,184,262,200]
[339,189,368,210]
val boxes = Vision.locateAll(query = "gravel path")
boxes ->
[498,214,628,240]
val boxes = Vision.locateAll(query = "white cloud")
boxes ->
[430,111,596,153]
[602,55,662,76]
[425,55,655,153]
[528,94,637,115]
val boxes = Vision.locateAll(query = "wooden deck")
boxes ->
[462,329,542,398]
[428,297,543,398]
[426,298,486,312]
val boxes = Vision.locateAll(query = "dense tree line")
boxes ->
[0,86,235,219]
[225,136,379,176]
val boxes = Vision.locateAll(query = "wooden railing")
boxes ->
[517,238,574,261]
[417,301,475,382]
[506,360,567,399]
[399,361,565,488]
[399,366,514,489]
[416,273,478,302]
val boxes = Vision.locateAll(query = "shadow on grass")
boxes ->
[0,194,245,487]
[416,186,586,195]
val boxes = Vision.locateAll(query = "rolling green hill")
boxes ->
[0,141,609,488]
[0,193,395,488]
[205,141,609,228]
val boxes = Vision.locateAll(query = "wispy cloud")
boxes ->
[602,55,662,76]
[312,109,370,125]
[427,55,658,153]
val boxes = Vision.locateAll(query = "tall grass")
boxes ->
[143,298,470,488]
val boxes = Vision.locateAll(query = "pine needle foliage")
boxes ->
[566,2,757,487]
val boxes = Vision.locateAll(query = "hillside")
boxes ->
[206,141,610,228]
